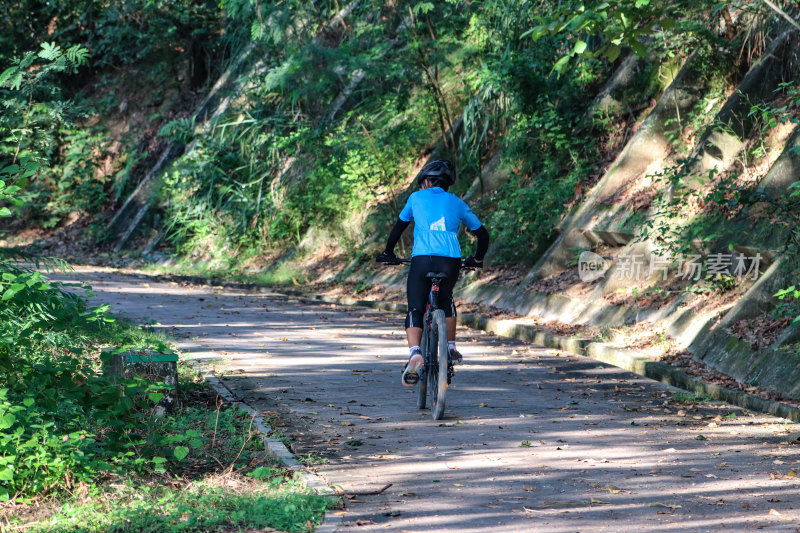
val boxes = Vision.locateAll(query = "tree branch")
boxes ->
[762,0,800,32]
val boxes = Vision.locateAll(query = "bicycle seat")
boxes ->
[426,272,448,279]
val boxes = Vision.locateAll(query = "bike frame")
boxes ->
[422,275,453,384]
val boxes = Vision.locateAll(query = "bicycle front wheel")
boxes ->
[430,309,449,420]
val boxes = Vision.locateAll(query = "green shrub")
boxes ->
[0,256,176,501]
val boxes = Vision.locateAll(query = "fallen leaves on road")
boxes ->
[591,483,625,494]
[770,471,800,480]
[769,508,794,521]
[648,502,681,510]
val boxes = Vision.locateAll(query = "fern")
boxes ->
[65,45,90,66]
[251,20,264,41]
[413,2,435,15]
[37,42,62,61]
[1,70,23,90]
[158,116,196,144]
[0,67,16,87]
[18,52,36,70]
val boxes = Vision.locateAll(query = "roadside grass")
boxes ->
[143,258,309,287]
[246,264,309,286]
[672,392,710,404]
[26,476,330,533]
[3,369,336,533]
[297,453,329,466]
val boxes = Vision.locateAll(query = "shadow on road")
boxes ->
[51,270,800,532]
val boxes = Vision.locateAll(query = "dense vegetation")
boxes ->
[0,243,330,526]
[2,0,799,293]
[0,234,330,528]
[0,9,332,528]
[2,0,796,268]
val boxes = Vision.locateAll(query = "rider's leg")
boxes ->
[405,256,429,349]
[406,327,422,347]
[445,317,456,341]
[402,257,428,386]
[435,256,461,343]
[445,315,462,364]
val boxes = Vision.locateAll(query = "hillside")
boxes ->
[2,1,800,397]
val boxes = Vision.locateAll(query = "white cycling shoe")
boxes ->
[401,353,424,387]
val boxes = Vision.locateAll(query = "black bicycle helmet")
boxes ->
[415,159,455,189]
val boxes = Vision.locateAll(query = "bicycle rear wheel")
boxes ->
[430,309,449,420]
[417,318,429,410]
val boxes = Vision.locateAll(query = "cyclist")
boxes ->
[375,159,489,387]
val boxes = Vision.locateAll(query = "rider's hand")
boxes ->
[376,250,400,264]
[463,256,483,269]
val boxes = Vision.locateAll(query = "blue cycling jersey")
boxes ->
[398,187,483,258]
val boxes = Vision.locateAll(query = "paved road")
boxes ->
[54,268,800,532]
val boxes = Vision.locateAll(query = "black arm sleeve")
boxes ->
[384,218,410,253]
[471,225,490,260]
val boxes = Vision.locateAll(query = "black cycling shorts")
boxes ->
[405,255,461,329]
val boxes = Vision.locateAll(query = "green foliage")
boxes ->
[158,0,622,266]
[636,81,799,258]
[0,230,218,502]
[0,178,24,218]
[0,43,89,90]
[0,258,178,501]
[3,351,333,528]
[0,226,321,519]
[160,1,468,262]
[526,0,729,75]
[297,453,329,466]
[630,75,800,307]
[0,0,702,270]
[20,400,334,531]
[0,39,207,505]
[0,0,235,69]
[484,151,594,262]
[0,41,108,226]
[0,42,90,166]
[0,23,334,531]
[457,1,613,262]
[8,0,796,279]
[0,0,247,229]
[672,391,710,403]
[158,116,197,145]
[775,285,800,325]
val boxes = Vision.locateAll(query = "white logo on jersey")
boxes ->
[429,216,446,231]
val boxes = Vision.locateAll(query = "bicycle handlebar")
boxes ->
[377,258,478,269]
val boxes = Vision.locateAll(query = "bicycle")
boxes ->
[378,258,472,420]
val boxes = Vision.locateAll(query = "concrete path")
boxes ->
[53,268,800,532]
